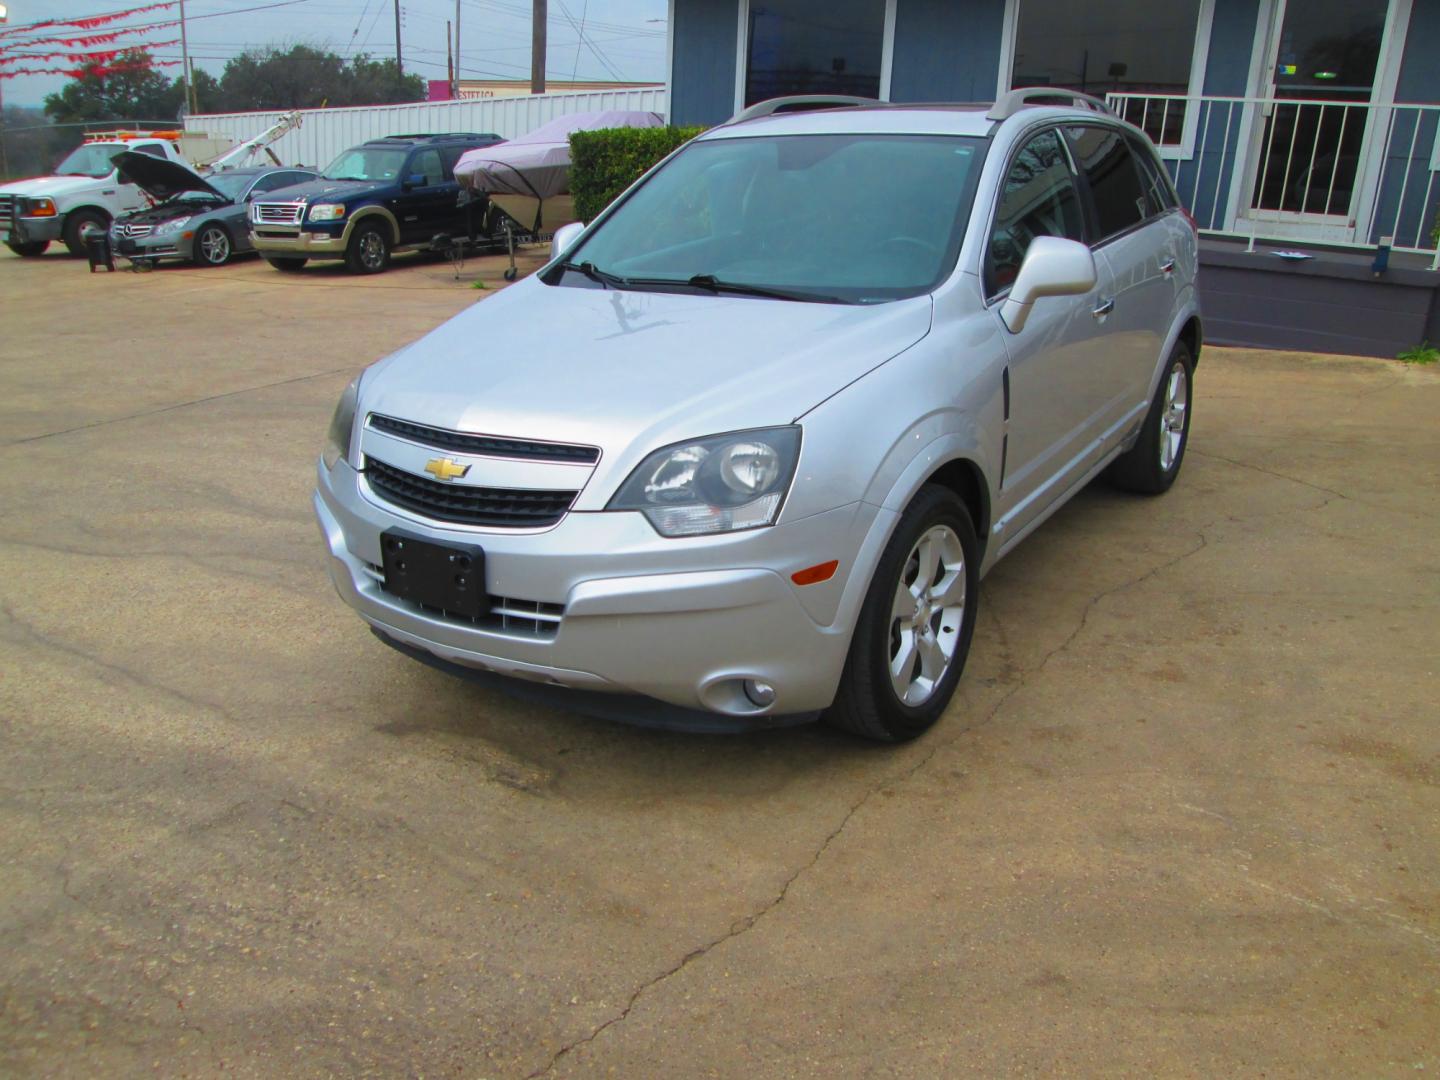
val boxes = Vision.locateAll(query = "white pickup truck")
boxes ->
[0,130,229,258]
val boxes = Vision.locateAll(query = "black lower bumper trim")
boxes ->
[368,626,818,734]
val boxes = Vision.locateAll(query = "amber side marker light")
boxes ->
[791,560,839,586]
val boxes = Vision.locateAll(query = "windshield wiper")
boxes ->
[557,260,628,289]
[682,274,845,304]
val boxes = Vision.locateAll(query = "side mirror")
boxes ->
[999,236,1097,334]
[402,173,426,189]
[551,221,585,261]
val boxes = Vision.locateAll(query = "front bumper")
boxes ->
[315,459,886,717]
[113,232,191,261]
[4,215,64,244]
[251,222,348,258]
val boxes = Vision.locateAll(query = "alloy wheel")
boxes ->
[1159,360,1188,471]
[888,525,967,706]
[199,227,230,265]
[359,230,386,270]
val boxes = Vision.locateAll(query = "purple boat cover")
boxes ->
[453,110,664,198]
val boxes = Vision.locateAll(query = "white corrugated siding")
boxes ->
[185,88,669,169]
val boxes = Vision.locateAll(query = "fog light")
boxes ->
[743,679,776,708]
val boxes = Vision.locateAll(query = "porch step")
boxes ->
[1199,239,1440,358]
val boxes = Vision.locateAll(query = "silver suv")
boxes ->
[315,91,1201,741]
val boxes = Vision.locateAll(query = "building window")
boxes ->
[1008,0,1206,147]
[743,0,886,107]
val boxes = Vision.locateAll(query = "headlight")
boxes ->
[323,377,360,469]
[308,203,345,221]
[25,198,57,217]
[607,426,801,537]
[154,216,191,235]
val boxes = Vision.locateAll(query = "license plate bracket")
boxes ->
[380,530,487,618]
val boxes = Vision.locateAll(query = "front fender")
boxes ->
[343,205,401,246]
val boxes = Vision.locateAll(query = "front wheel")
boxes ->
[6,239,49,257]
[194,223,232,266]
[1105,341,1194,495]
[825,485,980,742]
[345,221,390,274]
[62,209,109,257]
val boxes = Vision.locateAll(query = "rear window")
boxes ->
[1066,126,1148,241]
[1128,135,1177,217]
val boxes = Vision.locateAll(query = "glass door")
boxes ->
[1249,0,1389,222]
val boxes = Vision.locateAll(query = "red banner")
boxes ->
[0,58,181,80]
[0,42,180,66]
[0,3,179,38]
[3,26,176,51]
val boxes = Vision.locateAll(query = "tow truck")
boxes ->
[0,114,300,259]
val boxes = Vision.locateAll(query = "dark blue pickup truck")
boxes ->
[248,132,504,274]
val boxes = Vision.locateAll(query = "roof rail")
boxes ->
[985,88,1113,122]
[726,94,878,125]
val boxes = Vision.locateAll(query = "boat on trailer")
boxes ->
[454,111,664,236]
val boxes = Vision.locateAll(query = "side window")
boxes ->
[409,149,444,186]
[1127,136,1177,217]
[439,146,466,178]
[135,144,168,158]
[250,172,293,194]
[985,129,1085,297]
[1066,126,1148,240]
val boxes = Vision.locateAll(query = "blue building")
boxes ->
[664,0,1440,354]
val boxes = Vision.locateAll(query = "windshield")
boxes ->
[201,172,250,200]
[54,144,120,179]
[323,147,409,182]
[558,133,986,304]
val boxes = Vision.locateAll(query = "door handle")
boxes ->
[1092,297,1115,319]
[1160,258,1177,276]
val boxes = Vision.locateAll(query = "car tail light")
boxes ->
[1180,207,1199,237]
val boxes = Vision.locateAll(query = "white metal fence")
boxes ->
[1107,92,1440,260]
[185,87,669,171]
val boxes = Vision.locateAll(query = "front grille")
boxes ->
[365,457,576,528]
[361,562,564,639]
[370,414,600,464]
[114,222,153,238]
[0,195,12,228]
[253,201,305,226]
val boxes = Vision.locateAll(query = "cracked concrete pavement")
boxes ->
[1,246,1438,1077]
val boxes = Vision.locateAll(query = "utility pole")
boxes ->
[531,0,546,94]
[454,0,462,96]
[446,19,453,90]
[394,0,403,78]
[0,3,8,179]
[179,0,196,115]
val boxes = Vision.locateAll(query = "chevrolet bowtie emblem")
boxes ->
[424,457,470,482]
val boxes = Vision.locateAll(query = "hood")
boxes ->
[361,278,933,499]
[0,174,111,199]
[111,150,227,202]
[252,177,387,204]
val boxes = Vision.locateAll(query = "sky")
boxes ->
[0,0,669,108]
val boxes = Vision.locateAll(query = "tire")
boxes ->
[825,485,981,742]
[345,221,391,274]
[62,209,109,257]
[264,256,307,273]
[194,222,232,266]
[6,239,49,257]
[1105,341,1195,495]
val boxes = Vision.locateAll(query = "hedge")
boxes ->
[569,125,707,223]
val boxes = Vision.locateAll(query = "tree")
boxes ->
[343,55,425,107]
[43,49,178,124]
[210,46,426,111]
[1,105,73,181]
